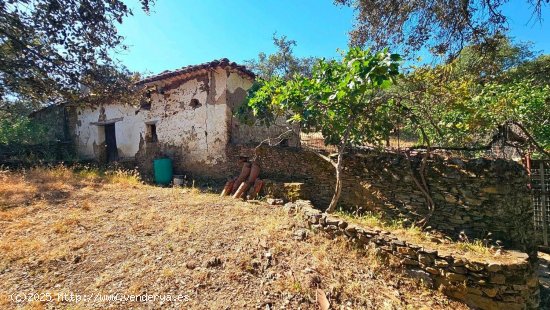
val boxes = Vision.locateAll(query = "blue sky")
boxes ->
[116,1,550,75]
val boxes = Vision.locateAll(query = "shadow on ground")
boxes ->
[538,252,550,307]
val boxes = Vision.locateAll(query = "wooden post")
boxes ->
[540,162,548,246]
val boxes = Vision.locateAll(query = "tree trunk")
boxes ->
[325,114,356,213]
[326,145,345,213]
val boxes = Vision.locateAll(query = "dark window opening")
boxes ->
[140,102,152,111]
[140,90,152,110]
[189,98,202,109]
[146,124,158,143]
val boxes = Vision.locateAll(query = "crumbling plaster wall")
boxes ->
[75,104,146,160]
[136,68,235,176]
[74,66,292,176]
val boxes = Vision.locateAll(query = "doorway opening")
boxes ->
[104,123,118,162]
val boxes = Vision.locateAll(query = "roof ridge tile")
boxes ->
[137,58,254,85]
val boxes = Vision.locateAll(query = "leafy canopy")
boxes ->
[0,0,152,107]
[464,80,549,151]
[451,34,536,82]
[0,115,48,145]
[0,98,49,148]
[336,0,549,58]
[394,36,550,155]
[501,54,550,87]
[239,47,401,213]
[238,48,400,147]
[244,34,317,80]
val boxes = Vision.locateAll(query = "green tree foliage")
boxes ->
[244,34,317,80]
[501,54,550,86]
[469,81,550,152]
[0,0,152,107]
[239,48,400,212]
[0,97,48,142]
[452,34,535,81]
[0,115,48,145]
[395,37,550,157]
[392,64,477,146]
[336,0,548,58]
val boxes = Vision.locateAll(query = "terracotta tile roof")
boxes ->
[136,58,255,85]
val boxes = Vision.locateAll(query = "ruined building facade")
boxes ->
[34,59,299,177]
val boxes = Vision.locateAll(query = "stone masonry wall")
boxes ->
[226,145,534,254]
[30,105,69,142]
[290,200,539,309]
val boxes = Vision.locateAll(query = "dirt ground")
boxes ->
[538,251,550,307]
[0,167,469,309]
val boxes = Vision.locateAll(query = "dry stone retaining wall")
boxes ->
[287,200,540,309]
[227,145,534,254]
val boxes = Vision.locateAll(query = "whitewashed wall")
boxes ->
[73,66,297,176]
[143,68,234,169]
[75,104,146,159]
[74,67,256,173]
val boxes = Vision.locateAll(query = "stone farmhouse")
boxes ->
[34,59,298,177]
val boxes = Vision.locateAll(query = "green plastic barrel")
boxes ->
[153,158,173,185]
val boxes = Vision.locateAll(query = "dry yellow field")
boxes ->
[0,167,468,309]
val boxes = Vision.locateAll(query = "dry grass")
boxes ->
[335,209,507,261]
[0,166,468,309]
[0,165,140,210]
[336,210,431,244]
[456,240,491,255]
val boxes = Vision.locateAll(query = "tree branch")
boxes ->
[252,129,296,161]
[508,120,550,159]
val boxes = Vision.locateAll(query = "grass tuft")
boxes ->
[103,169,141,186]
[336,208,495,257]
[456,240,491,255]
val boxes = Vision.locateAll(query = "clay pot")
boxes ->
[232,181,251,199]
[220,179,235,196]
[247,162,261,183]
[232,162,252,194]
[247,178,264,200]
